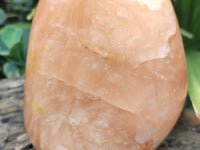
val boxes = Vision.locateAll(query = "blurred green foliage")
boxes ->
[0,0,37,79]
[173,0,200,117]
[0,0,200,116]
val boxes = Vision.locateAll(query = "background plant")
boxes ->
[0,0,37,79]
[0,0,200,118]
[173,0,200,118]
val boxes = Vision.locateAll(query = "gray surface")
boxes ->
[0,77,200,150]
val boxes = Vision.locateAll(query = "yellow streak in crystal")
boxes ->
[26,52,38,77]
[78,42,123,62]
[31,101,44,114]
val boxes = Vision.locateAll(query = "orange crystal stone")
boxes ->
[24,0,187,149]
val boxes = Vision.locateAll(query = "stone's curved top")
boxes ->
[27,0,182,114]
[30,0,176,65]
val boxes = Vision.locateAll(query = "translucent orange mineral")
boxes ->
[24,0,187,149]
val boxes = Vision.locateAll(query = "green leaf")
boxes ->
[173,0,200,50]
[0,8,7,25]
[8,41,23,63]
[186,50,200,119]
[180,28,194,39]
[1,25,22,48]
[3,62,20,78]
[191,4,200,33]
[0,37,9,56]
[22,27,30,59]
[20,67,25,75]
[174,0,193,29]
[13,0,22,3]
[27,8,35,21]
[15,22,31,29]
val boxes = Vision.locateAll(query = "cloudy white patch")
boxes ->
[158,43,170,58]
[68,112,88,127]
[44,114,65,134]
[136,0,163,10]
[56,145,68,150]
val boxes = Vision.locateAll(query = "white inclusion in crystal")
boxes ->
[134,123,151,144]
[104,52,108,57]
[136,0,163,10]
[45,114,65,134]
[108,73,122,83]
[114,73,122,79]
[134,133,149,144]
[68,116,77,126]
[68,112,88,127]
[96,120,109,128]
[158,43,170,58]
[56,145,68,150]
[160,74,167,80]
[92,63,97,70]
[152,71,167,81]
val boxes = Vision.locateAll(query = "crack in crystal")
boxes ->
[37,71,135,115]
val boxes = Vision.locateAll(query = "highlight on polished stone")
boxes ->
[24,0,187,149]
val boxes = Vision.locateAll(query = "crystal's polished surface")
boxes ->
[24,0,187,149]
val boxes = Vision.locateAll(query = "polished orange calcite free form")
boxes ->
[24,0,187,149]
